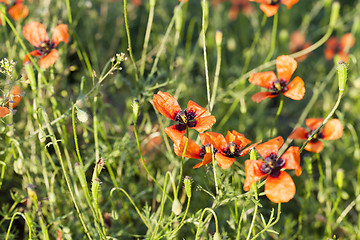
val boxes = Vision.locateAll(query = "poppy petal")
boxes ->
[305,118,323,131]
[164,125,186,143]
[173,137,202,159]
[339,33,355,51]
[191,115,216,133]
[0,106,11,117]
[23,22,49,47]
[282,146,302,176]
[7,3,28,20]
[215,153,235,169]
[304,141,324,153]
[186,100,210,119]
[23,50,42,64]
[324,37,338,60]
[251,92,277,103]
[283,76,305,100]
[324,48,335,61]
[259,3,278,17]
[228,6,239,21]
[152,91,182,121]
[289,31,305,53]
[200,132,227,151]
[256,136,284,160]
[288,127,308,140]
[249,71,277,89]
[225,130,252,150]
[265,171,296,203]
[52,24,69,46]
[239,140,262,157]
[7,86,22,109]
[243,160,266,191]
[322,119,343,140]
[39,49,59,69]
[193,153,212,168]
[276,55,297,83]
[281,0,299,9]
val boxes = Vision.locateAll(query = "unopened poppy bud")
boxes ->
[216,31,223,47]
[77,108,89,123]
[329,2,340,28]
[95,158,105,176]
[213,232,221,240]
[172,199,182,215]
[175,5,183,33]
[74,163,87,188]
[91,178,101,201]
[38,129,46,143]
[184,176,192,198]
[132,99,140,123]
[250,149,257,160]
[337,61,348,93]
[336,168,344,189]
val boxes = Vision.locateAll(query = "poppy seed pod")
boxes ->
[337,61,348,93]
[184,176,192,198]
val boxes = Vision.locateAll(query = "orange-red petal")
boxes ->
[283,76,305,100]
[282,146,302,176]
[0,106,11,117]
[215,153,235,169]
[276,55,297,83]
[165,125,185,143]
[243,159,266,191]
[339,33,355,52]
[52,24,69,46]
[193,153,212,168]
[39,49,59,69]
[23,50,42,64]
[259,3,278,17]
[23,22,49,48]
[322,119,343,140]
[174,137,202,159]
[200,132,227,151]
[288,127,308,140]
[256,136,284,160]
[281,0,299,9]
[7,3,28,20]
[7,86,22,109]
[304,140,324,153]
[239,140,262,157]
[152,91,181,120]
[249,71,277,89]
[251,92,277,103]
[305,118,323,131]
[225,130,251,150]
[192,115,216,132]
[265,171,296,203]
[289,31,306,53]
[187,100,209,119]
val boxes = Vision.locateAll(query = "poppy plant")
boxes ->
[0,0,29,25]
[243,136,302,203]
[289,30,312,62]
[288,118,343,153]
[324,33,355,62]
[249,0,299,17]
[152,91,216,142]
[23,22,69,69]
[249,55,305,103]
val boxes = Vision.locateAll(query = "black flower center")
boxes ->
[174,110,197,131]
[270,79,288,95]
[260,153,285,178]
[37,41,55,56]
[269,0,281,5]
[306,131,324,143]
[199,144,217,158]
[223,142,242,158]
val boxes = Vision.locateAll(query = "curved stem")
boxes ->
[246,184,259,240]
[250,203,282,240]
[195,208,219,239]
[5,212,32,240]
[202,0,211,112]
[270,93,284,137]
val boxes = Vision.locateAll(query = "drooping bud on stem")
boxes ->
[172,198,182,215]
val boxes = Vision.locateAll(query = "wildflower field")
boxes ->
[0,0,360,239]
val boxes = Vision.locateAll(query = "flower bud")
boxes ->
[337,61,348,93]
[213,232,221,240]
[132,99,140,123]
[91,178,101,202]
[216,31,223,47]
[250,149,257,160]
[38,129,46,143]
[184,176,192,198]
[77,108,89,123]
[172,199,182,216]
[336,168,344,189]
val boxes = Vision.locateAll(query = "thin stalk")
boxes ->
[211,145,220,196]
[246,184,259,240]
[151,173,169,239]
[264,12,278,63]
[65,0,73,24]
[210,31,222,112]
[299,91,344,153]
[316,153,325,201]
[250,203,282,240]
[201,0,211,111]
[123,0,139,83]
[235,197,251,240]
[5,213,32,240]
[139,0,156,79]
[176,129,189,196]
[270,93,284,137]
[195,208,219,240]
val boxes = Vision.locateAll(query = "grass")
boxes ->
[0,0,360,239]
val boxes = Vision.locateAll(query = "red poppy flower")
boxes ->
[23,22,69,69]
[0,106,10,117]
[243,136,302,203]
[0,0,28,25]
[153,91,216,142]
[288,118,343,153]
[289,31,312,62]
[228,0,254,20]
[324,33,355,62]
[249,55,305,103]
[249,0,299,17]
